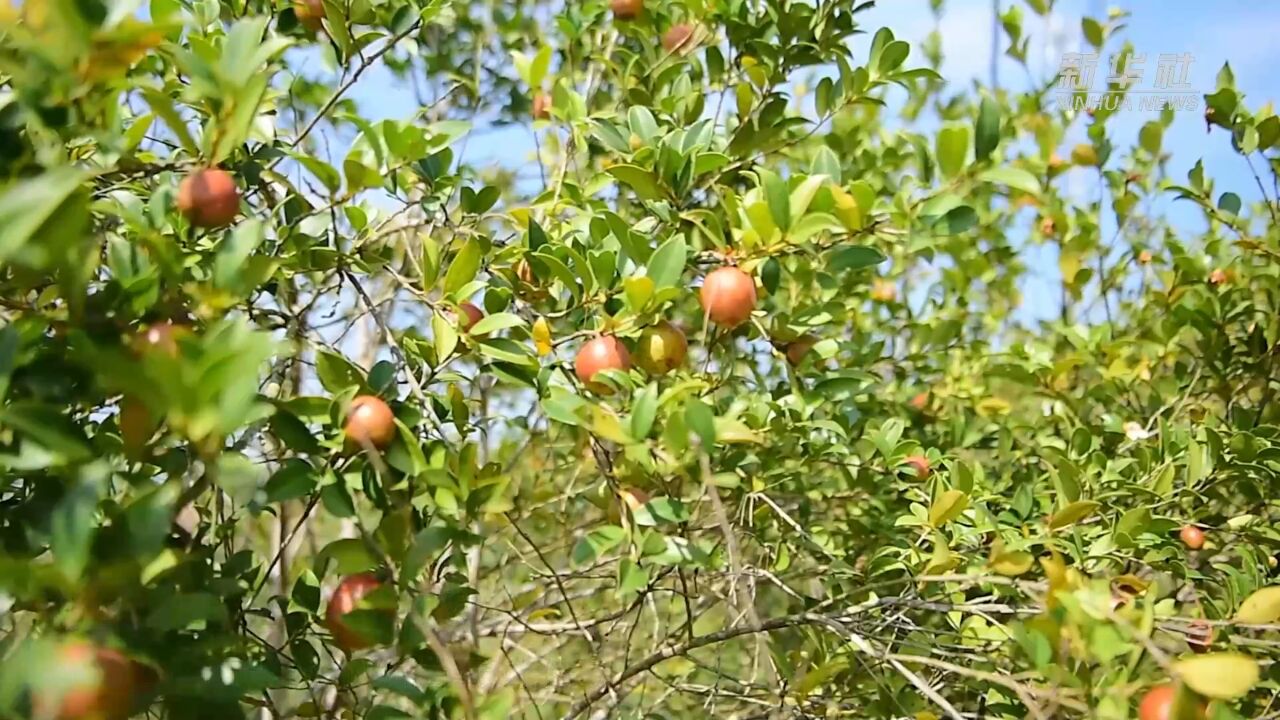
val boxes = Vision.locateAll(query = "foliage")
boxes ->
[1,0,1280,718]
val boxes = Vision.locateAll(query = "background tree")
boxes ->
[1,0,1279,718]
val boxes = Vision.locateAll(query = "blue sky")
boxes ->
[327,1,1280,325]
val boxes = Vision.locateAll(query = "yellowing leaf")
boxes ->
[1048,500,1100,530]
[975,396,1011,417]
[590,405,632,444]
[928,489,969,527]
[988,550,1035,576]
[1174,652,1259,700]
[1235,586,1280,623]
[532,317,552,357]
[714,417,761,444]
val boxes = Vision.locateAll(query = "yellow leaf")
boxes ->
[989,550,1035,576]
[532,317,552,356]
[714,417,762,444]
[928,489,969,527]
[975,396,1011,417]
[1174,652,1259,700]
[1235,586,1280,624]
[1048,500,1100,530]
[590,405,632,444]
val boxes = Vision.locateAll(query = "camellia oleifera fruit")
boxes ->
[294,0,324,30]
[662,23,694,53]
[119,397,158,461]
[136,321,187,358]
[344,395,396,450]
[610,0,641,20]
[33,641,139,720]
[532,92,551,120]
[1180,524,1205,550]
[784,335,817,367]
[903,455,930,478]
[325,573,389,652]
[176,168,240,229]
[1138,683,1205,720]
[634,321,687,375]
[700,266,756,328]
[575,336,631,394]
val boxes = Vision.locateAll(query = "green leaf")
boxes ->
[630,383,658,439]
[616,558,648,598]
[529,45,552,89]
[936,125,970,179]
[829,246,887,271]
[142,88,198,154]
[0,402,93,462]
[468,312,525,336]
[928,490,969,527]
[1081,17,1104,48]
[607,164,666,201]
[0,324,16,402]
[1048,500,1100,530]
[685,399,716,448]
[443,238,483,296]
[977,167,1041,196]
[265,460,316,504]
[1218,192,1242,216]
[316,351,364,393]
[757,167,791,231]
[0,168,90,264]
[788,174,827,221]
[51,468,105,581]
[646,236,686,288]
[1174,653,1259,700]
[877,40,910,74]
[974,96,1000,162]
[1235,586,1280,623]
[933,205,978,235]
[572,525,626,565]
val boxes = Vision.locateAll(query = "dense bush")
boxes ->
[1,0,1279,718]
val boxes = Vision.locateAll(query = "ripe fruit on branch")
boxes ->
[662,23,695,53]
[634,321,687,375]
[908,391,930,412]
[610,0,642,20]
[294,0,324,30]
[575,336,631,394]
[1138,250,1154,264]
[458,302,485,333]
[1138,683,1205,720]
[784,335,817,367]
[903,455,930,478]
[325,573,390,652]
[344,395,396,451]
[700,266,756,328]
[1208,268,1228,286]
[1180,524,1205,550]
[177,168,240,229]
[33,641,139,720]
[135,321,187,358]
[529,92,550,119]
[119,397,158,460]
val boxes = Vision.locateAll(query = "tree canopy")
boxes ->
[2,0,1280,718]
